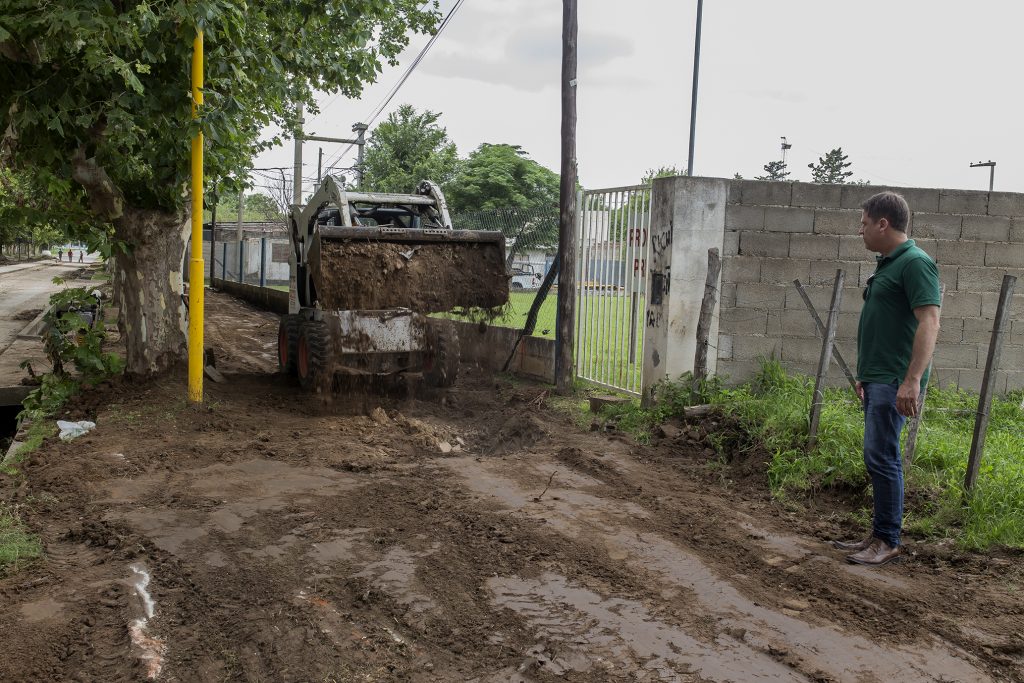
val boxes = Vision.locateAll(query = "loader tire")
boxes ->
[297,319,331,392]
[424,325,459,388]
[278,314,301,376]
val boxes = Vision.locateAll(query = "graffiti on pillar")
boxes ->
[646,310,664,329]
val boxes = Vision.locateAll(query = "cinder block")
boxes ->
[727,180,743,204]
[995,343,1024,369]
[938,265,958,292]
[760,258,810,284]
[723,230,740,256]
[792,182,842,208]
[720,283,737,307]
[839,287,865,314]
[1012,221,1024,244]
[958,266,1020,292]
[962,215,1011,242]
[739,232,789,258]
[722,255,762,283]
[785,285,831,312]
[735,283,786,310]
[1004,371,1024,392]
[1010,319,1024,345]
[858,261,877,286]
[936,240,986,266]
[781,337,825,365]
[898,187,941,213]
[939,189,989,215]
[957,369,988,392]
[839,235,876,261]
[981,292,1024,318]
[840,185,884,209]
[836,312,860,339]
[716,359,763,386]
[963,317,996,343]
[809,260,861,286]
[732,335,782,362]
[929,367,960,390]
[718,308,768,335]
[942,292,983,318]
[987,191,1024,217]
[914,239,937,259]
[937,317,963,343]
[789,234,840,260]
[813,209,862,235]
[717,334,734,360]
[932,343,978,368]
[726,204,765,230]
[776,309,819,338]
[740,180,793,206]
[764,206,814,233]
[912,213,962,240]
[985,242,1024,268]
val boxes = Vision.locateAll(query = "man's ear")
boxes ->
[878,217,890,232]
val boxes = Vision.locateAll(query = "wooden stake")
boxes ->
[808,269,845,450]
[555,0,578,395]
[793,279,856,392]
[903,284,946,466]
[965,274,1016,491]
[692,247,721,402]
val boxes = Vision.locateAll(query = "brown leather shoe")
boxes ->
[846,538,902,566]
[831,536,872,552]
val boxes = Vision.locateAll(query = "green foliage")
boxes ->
[362,104,459,193]
[42,286,123,382]
[609,166,681,240]
[0,505,41,573]
[755,160,790,181]
[203,191,283,223]
[0,167,72,249]
[808,147,854,184]
[0,0,442,215]
[445,144,560,214]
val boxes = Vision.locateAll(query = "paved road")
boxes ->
[0,261,86,400]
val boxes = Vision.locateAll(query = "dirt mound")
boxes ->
[315,239,507,312]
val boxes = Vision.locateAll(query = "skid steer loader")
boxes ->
[278,176,508,391]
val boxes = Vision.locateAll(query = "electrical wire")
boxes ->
[319,0,467,172]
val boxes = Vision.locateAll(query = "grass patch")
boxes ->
[0,505,41,572]
[599,359,1024,550]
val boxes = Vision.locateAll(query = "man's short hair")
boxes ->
[861,191,910,232]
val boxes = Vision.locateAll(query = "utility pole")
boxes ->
[353,122,368,188]
[556,0,578,394]
[781,136,792,165]
[686,0,703,177]
[317,147,323,185]
[970,160,996,192]
[293,103,304,205]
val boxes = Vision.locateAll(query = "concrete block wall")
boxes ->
[717,180,1024,393]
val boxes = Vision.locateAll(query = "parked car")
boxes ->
[510,263,542,290]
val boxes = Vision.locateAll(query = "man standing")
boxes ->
[833,191,941,566]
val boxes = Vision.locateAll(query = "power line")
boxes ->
[320,0,467,172]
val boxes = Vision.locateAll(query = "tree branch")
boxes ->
[71,147,124,220]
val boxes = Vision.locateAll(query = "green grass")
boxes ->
[601,360,1024,550]
[0,505,41,572]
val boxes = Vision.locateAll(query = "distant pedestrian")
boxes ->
[67,250,73,262]
[57,248,63,261]
[78,251,84,263]
[832,192,941,567]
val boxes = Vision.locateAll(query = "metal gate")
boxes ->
[575,185,652,396]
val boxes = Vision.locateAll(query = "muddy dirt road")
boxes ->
[0,291,1021,682]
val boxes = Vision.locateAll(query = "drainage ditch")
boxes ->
[1,402,21,454]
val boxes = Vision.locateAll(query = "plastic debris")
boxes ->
[57,420,96,441]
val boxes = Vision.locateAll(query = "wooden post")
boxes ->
[555,0,578,394]
[793,279,857,392]
[965,274,1016,491]
[903,284,946,465]
[692,247,721,402]
[808,269,845,450]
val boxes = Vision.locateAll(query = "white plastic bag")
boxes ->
[57,420,96,441]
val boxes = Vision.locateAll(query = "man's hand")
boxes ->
[896,380,920,417]
[855,381,864,405]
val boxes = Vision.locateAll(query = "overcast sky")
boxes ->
[252,0,1024,201]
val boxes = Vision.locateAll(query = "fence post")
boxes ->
[238,239,244,283]
[260,237,267,287]
[808,269,845,450]
[793,279,857,392]
[903,284,945,465]
[691,247,721,403]
[222,243,227,280]
[965,274,1016,491]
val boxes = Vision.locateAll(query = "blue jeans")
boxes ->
[862,382,906,547]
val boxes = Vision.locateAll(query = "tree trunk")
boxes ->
[111,207,190,376]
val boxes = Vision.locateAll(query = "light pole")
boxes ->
[686,0,703,177]
[970,160,996,192]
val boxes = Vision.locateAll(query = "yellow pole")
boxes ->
[188,31,205,403]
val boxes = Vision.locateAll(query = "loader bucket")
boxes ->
[309,227,509,313]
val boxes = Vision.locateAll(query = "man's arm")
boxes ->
[896,305,941,417]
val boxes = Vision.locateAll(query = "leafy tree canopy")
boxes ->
[445,143,559,214]
[640,166,683,185]
[362,104,458,193]
[808,147,854,184]
[0,0,441,218]
[755,160,790,181]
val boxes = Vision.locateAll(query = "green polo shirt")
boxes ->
[857,239,941,388]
